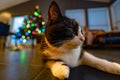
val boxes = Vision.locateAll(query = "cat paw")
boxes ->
[105,62,120,75]
[51,62,70,80]
[111,62,120,75]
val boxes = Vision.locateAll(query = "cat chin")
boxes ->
[44,36,83,55]
[61,36,83,49]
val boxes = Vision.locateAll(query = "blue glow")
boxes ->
[25,32,29,36]
[17,33,21,36]
[42,29,45,32]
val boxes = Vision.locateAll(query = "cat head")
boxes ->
[45,1,85,49]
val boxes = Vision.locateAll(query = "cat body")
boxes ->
[40,1,120,80]
[43,36,82,67]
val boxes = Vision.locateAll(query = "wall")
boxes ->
[0,0,108,21]
[0,12,11,24]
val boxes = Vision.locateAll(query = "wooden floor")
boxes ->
[0,48,120,80]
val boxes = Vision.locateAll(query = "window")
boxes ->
[88,8,110,31]
[65,9,86,29]
[10,16,25,45]
[111,0,120,30]
[12,16,25,33]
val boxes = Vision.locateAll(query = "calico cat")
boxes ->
[40,1,120,80]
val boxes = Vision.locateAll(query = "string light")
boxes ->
[38,30,41,33]
[42,29,45,32]
[36,28,39,31]
[23,25,26,28]
[27,36,30,40]
[25,32,29,36]
[42,25,46,28]
[17,33,21,36]
[22,35,26,39]
[38,15,42,18]
[23,39,27,43]
[35,5,39,9]
[30,20,32,23]
[32,31,36,35]
[28,30,31,33]
[27,20,30,24]
[27,24,30,28]
[34,11,39,16]
[42,21,45,25]
[31,23,35,27]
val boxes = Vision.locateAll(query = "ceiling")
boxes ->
[88,0,112,3]
[0,0,114,11]
[0,0,30,10]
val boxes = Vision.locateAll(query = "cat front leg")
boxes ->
[80,51,120,75]
[46,61,70,80]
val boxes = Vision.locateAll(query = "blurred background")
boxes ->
[0,0,120,49]
[0,0,120,80]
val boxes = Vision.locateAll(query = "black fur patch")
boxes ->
[45,1,79,47]
[79,49,84,59]
[45,17,79,47]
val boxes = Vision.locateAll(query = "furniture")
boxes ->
[0,22,10,49]
[94,31,120,47]
[84,29,104,46]
[84,29,120,48]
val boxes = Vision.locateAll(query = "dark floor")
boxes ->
[0,48,120,80]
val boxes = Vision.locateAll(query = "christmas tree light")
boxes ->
[31,23,35,27]
[22,35,26,39]
[34,11,39,16]
[28,30,31,33]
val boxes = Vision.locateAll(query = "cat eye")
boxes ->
[68,27,73,32]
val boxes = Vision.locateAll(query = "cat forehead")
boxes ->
[59,17,79,27]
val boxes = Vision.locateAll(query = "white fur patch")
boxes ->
[59,46,81,67]
[57,26,84,67]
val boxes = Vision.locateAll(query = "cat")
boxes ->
[40,1,120,80]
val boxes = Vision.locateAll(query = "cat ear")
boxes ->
[48,1,62,21]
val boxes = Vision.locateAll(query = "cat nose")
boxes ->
[79,35,85,41]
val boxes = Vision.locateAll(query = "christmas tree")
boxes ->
[16,5,46,43]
